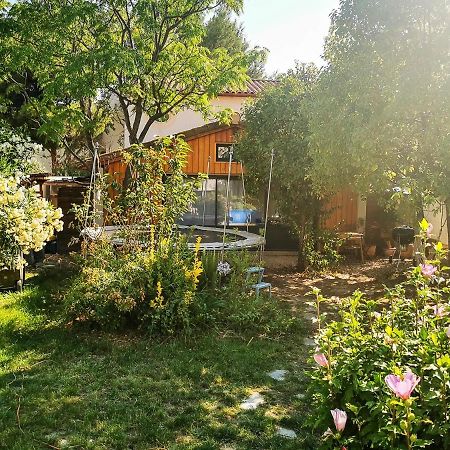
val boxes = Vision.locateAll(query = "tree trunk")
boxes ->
[297,219,307,272]
[50,148,57,173]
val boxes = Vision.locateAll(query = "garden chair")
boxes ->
[246,266,272,298]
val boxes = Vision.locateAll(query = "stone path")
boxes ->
[239,369,298,439]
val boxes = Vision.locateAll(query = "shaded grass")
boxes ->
[0,269,316,450]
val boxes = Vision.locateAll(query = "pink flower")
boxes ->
[314,353,329,368]
[385,370,420,400]
[433,304,445,318]
[446,326,450,338]
[331,408,347,432]
[427,223,434,237]
[420,264,437,278]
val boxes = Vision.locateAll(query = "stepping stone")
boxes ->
[268,369,288,381]
[303,337,315,346]
[240,392,265,410]
[295,393,306,399]
[276,427,297,439]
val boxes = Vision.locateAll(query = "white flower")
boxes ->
[217,261,231,276]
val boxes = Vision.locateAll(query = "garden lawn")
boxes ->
[0,269,315,450]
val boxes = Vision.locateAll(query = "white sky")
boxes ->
[241,0,340,75]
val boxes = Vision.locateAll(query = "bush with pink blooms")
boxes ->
[308,221,450,449]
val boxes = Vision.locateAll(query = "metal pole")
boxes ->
[240,161,249,233]
[221,149,233,261]
[202,156,211,227]
[84,144,99,230]
[261,149,275,262]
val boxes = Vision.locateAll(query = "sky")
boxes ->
[241,0,340,75]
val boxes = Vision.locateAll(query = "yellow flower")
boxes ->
[150,281,165,309]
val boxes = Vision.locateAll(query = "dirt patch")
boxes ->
[267,259,410,318]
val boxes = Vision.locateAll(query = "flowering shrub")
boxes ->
[309,220,450,449]
[66,138,206,334]
[65,233,203,333]
[0,175,63,269]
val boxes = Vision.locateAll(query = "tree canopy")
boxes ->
[0,125,42,176]
[203,7,268,78]
[310,0,450,217]
[1,0,250,166]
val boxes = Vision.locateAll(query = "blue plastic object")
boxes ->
[229,209,253,224]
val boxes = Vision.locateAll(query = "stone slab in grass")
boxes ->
[276,427,297,439]
[240,392,265,410]
[268,369,288,381]
[303,337,315,346]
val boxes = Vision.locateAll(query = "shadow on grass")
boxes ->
[0,269,317,450]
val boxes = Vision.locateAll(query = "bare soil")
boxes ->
[268,258,411,317]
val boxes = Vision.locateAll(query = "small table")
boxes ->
[338,232,365,263]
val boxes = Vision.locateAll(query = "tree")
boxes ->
[236,64,320,270]
[0,71,88,173]
[3,0,250,159]
[0,124,42,176]
[203,7,268,78]
[310,0,450,235]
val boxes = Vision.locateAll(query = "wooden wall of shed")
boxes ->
[184,127,242,176]
[101,126,242,180]
[55,185,87,253]
[322,190,359,231]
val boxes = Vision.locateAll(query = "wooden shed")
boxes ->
[99,122,362,235]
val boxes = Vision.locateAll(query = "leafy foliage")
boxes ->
[2,0,250,161]
[0,125,42,176]
[203,6,268,78]
[102,136,201,245]
[308,223,450,449]
[305,230,342,272]
[66,233,203,333]
[237,65,323,270]
[68,137,205,333]
[310,0,450,222]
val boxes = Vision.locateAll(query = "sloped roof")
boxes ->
[221,79,277,97]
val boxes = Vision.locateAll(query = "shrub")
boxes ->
[0,175,63,269]
[305,229,343,272]
[67,139,295,336]
[195,250,297,336]
[66,138,205,334]
[0,125,42,176]
[65,233,202,333]
[308,222,450,449]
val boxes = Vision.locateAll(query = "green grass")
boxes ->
[0,269,316,450]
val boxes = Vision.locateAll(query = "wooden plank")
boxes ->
[186,139,194,174]
[193,137,200,174]
[198,133,204,174]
